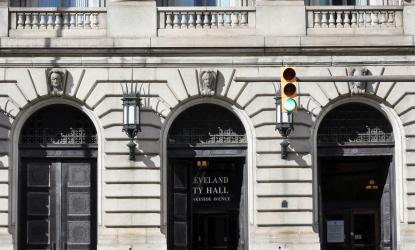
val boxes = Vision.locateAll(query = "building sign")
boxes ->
[327,220,345,243]
[192,175,231,203]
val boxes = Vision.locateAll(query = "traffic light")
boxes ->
[280,67,298,112]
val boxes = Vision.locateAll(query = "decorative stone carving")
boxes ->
[199,70,217,96]
[47,68,66,96]
[347,67,368,95]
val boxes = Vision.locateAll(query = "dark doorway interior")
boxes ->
[18,104,97,250]
[319,157,391,250]
[168,158,244,250]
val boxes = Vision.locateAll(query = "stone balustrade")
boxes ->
[9,7,107,37]
[306,6,403,35]
[157,7,256,36]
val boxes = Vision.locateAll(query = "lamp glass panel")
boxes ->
[123,105,128,125]
[276,103,282,124]
[128,105,135,125]
[135,104,140,124]
[282,110,290,123]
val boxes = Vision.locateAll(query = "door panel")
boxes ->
[20,159,96,250]
[62,162,95,250]
[171,160,191,250]
[23,161,55,250]
[351,212,377,250]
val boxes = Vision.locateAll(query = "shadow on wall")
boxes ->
[0,112,12,167]
[134,108,163,168]
[286,109,314,167]
[215,71,226,96]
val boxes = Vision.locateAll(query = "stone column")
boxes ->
[256,0,306,36]
[107,0,157,38]
[0,0,8,37]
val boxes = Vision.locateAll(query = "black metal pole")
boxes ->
[234,75,415,83]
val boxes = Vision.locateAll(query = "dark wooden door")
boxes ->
[20,159,96,250]
[323,210,379,250]
[168,158,243,250]
[193,212,238,250]
[169,159,192,250]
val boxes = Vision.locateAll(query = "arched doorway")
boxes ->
[167,104,247,250]
[18,104,97,250]
[317,103,394,250]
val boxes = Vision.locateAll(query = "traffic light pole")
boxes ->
[234,75,415,83]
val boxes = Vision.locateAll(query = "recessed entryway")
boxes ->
[317,103,394,250]
[166,104,247,250]
[18,104,97,250]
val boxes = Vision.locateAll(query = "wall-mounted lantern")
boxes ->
[121,82,141,161]
[275,95,294,159]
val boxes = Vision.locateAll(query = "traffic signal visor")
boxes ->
[280,67,298,112]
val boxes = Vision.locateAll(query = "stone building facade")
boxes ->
[1,0,415,249]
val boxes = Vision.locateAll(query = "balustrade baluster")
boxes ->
[328,11,335,28]
[24,13,32,29]
[203,12,210,28]
[225,12,231,27]
[240,12,248,27]
[211,12,217,29]
[196,12,202,28]
[314,11,321,28]
[47,13,54,29]
[336,11,343,28]
[32,13,39,29]
[365,11,371,27]
[77,13,84,29]
[40,13,47,29]
[217,12,224,28]
[181,12,187,29]
[343,11,350,28]
[358,11,364,27]
[55,13,61,29]
[232,12,239,27]
[372,11,379,26]
[165,12,173,29]
[188,12,195,28]
[70,13,76,29]
[379,11,387,27]
[62,13,69,29]
[17,13,24,29]
[351,11,357,28]
[91,13,99,29]
[84,13,91,29]
[321,11,328,28]
[387,11,395,27]
[173,12,179,28]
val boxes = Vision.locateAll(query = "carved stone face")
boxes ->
[202,72,213,88]
[51,72,62,88]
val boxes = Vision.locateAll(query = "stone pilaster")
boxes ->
[0,0,8,37]
[107,0,157,38]
[255,0,306,36]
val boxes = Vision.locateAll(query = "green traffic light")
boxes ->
[284,98,297,112]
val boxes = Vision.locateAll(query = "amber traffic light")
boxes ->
[280,67,298,112]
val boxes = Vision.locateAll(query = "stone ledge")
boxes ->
[0,35,413,49]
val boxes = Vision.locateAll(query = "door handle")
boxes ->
[51,242,56,250]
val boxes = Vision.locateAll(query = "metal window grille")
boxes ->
[168,104,246,145]
[317,104,394,146]
[20,105,97,145]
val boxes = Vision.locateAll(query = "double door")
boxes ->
[168,158,244,250]
[19,159,96,250]
[324,210,378,250]
[193,211,238,250]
